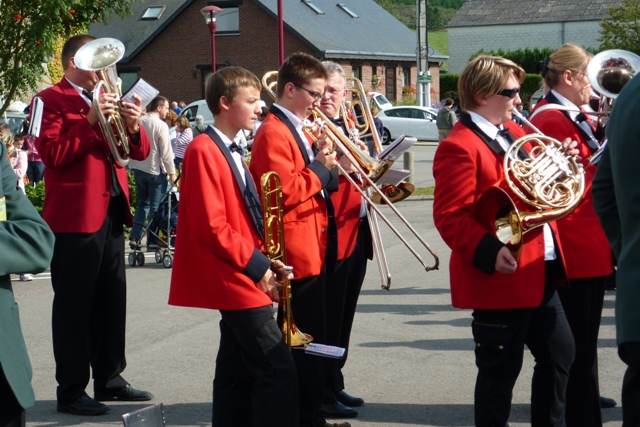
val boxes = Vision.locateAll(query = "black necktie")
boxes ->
[82,89,94,101]
[496,127,510,139]
[229,142,241,154]
[330,117,344,128]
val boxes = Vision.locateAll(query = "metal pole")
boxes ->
[210,22,217,73]
[416,0,423,106]
[278,0,284,65]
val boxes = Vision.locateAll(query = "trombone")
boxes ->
[261,72,439,289]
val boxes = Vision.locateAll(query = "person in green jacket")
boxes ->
[592,71,640,426]
[0,133,55,427]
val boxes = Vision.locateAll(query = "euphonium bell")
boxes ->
[74,38,131,167]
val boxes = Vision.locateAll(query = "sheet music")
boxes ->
[121,78,159,111]
[378,135,417,161]
[29,96,44,137]
[374,168,413,186]
[305,343,345,359]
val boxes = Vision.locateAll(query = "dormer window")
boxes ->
[337,4,358,19]
[141,6,166,20]
[302,1,325,15]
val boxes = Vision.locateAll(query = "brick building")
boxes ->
[89,0,447,104]
[447,0,623,74]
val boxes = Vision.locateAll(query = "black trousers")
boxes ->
[51,196,129,404]
[0,368,25,427]
[557,276,606,427]
[324,218,369,403]
[472,270,575,427]
[619,342,640,426]
[213,306,298,427]
[290,269,328,427]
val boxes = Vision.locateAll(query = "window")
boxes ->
[216,7,240,33]
[119,72,139,93]
[387,108,410,118]
[337,3,358,18]
[302,1,325,15]
[351,65,361,80]
[402,67,411,86]
[141,6,166,20]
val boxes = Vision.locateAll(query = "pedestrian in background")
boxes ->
[436,98,456,141]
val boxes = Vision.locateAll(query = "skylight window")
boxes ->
[337,4,358,18]
[141,6,166,20]
[302,1,325,15]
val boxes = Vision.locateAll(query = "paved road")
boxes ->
[396,143,438,189]
[15,199,624,427]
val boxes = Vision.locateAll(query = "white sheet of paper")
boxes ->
[378,135,417,161]
[29,96,44,138]
[121,79,159,111]
[374,168,413,186]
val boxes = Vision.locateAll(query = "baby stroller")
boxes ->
[129,188,179,268]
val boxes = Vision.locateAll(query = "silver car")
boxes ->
[377,106,438,144]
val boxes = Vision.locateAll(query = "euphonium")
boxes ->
[74,38,131,167]
[475,113,585,260]
[260,171,312,349]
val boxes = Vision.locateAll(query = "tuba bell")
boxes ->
[475,113,585,260]
[74,38,131,167]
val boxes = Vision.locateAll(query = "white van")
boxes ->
[180,99,214,127]
[368,92,393,111]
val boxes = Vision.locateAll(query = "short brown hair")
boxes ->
[458,55,525,112]
[205,66,261,115]
[542,44,592,89]
[148,96,169,114]
[176,115,190,130]
[165,110,178,126]
[276,52,328,98]
[62,34,96,70]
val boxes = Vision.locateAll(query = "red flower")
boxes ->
[69,9,75,14]
[36,41,41,46]
[14,14,22,20]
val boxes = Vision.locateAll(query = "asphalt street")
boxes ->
[13,143,625,426]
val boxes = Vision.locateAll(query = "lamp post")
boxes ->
[201,5,222,73]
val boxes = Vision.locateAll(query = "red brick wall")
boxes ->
[120,0,440,105]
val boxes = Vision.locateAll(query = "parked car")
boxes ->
[377,106,438,143]
[180,99,214,127]
[0,112,27,135]
[368,92,392,111]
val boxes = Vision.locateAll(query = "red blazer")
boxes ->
[530,98,613,279]
[169,133,272,310]
[433,120,566,310]
[249,111,333,280]
[34,78,150,233]
[331,175,362,260]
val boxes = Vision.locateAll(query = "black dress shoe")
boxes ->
[600,396,617,408]
[336,390,364,407]
[57,394,110,415]
[94,384,154,402]
[321,401,358,418]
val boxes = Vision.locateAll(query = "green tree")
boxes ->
[599,0,640,55]
[0,0,134,116]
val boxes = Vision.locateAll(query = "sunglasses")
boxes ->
[498,87,521,99]
[294,83,323,101]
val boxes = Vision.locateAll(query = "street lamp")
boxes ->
[201,5,222,73]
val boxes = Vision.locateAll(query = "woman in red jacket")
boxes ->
[529,43,615,427]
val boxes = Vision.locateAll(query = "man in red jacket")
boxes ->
[169,66,297,427]
[432,55,576,427]
[34,34,152,415]
[249,53,340,427]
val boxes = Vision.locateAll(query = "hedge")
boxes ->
[439,73,543,111]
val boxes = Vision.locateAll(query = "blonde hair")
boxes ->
[458,55,525,112]
[543,44,592,89]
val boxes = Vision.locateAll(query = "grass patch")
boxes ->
[412,186,434,196]
[428,30,448,56]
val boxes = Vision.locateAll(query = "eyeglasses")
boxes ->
[294,83,323,101]
[324,87,344,98]
[573,70,587,79]
[497,87,521,99]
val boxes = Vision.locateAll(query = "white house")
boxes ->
[446,0,623,74]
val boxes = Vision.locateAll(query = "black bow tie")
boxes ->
[330,117,344,128]
[82,89,94,101]
[496,127,510,139]
[229,142,241,154]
